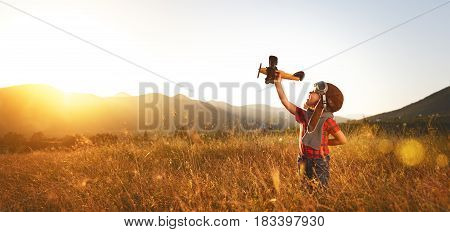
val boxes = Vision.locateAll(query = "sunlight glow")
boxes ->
[1,1,448,118]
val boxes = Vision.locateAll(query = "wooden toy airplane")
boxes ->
[257,56,305,84]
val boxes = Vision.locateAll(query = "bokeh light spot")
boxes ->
[377,139,394,155]
[395,139,425,166]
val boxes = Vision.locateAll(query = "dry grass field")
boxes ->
[0,125,448,212]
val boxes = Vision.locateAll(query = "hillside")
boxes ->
[367,86,450,122]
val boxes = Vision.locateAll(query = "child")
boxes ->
[274,73,347,187]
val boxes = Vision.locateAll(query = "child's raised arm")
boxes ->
[274,72,297,115]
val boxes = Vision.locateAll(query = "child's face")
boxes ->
[304,91,320,109]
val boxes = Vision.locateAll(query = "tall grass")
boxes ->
[0,126,448,211]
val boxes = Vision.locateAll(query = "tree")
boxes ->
[30,132,46,149]
[2,132,26,153]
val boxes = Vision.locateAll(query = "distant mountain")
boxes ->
[208,101,348,124]
[367,86,450,122]
[0,84,355,136]
[0,85,302,136]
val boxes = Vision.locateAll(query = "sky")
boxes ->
[0,0,449,118]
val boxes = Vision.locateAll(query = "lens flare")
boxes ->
[395,139,425,166]
[435,154,448,168]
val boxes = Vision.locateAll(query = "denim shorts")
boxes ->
[298,155,330,186]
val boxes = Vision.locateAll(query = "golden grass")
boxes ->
[0,128,448,212]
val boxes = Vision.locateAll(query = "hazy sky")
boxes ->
[0,0,449,118]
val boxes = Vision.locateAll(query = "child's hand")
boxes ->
[275,71,282,83]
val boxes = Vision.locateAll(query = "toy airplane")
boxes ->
[257,55,305,84]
